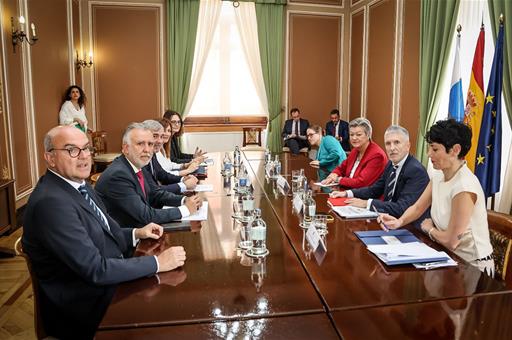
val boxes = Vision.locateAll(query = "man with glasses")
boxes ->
[22,126,187,338]
[95,123,201,228]
[330,125,429,220]
[142,119,198,194]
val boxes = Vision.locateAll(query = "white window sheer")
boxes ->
[186,1,267,117]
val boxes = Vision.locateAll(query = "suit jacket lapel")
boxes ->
[46,171,118,242]
[121,155,148,202]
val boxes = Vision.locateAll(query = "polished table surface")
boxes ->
[98,313,339,339]
[247,154,509,311]
[99,196,324,329]
[98,151,511,337]
[332,292,512,339]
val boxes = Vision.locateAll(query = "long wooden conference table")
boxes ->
[96,151,512,339]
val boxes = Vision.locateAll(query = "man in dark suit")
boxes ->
[95,123,202,228]
[330,125,429,218]
[325,109,350,151]
[143,119,198,194]
[22,126,187,339]
[282,107,309,155]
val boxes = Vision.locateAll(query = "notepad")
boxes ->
[182,202,208,221]
[331,206,378,219]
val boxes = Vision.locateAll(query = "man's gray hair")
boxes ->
[385,125,409,141]
[43,133,54,152]
[142,119,163,132]
[122,122,149,145]
[349,117,372,138]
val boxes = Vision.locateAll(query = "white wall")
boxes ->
[182,131,268,153]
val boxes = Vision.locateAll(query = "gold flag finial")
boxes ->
[500,13,504,24]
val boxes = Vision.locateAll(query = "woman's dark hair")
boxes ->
[425,119,472,159]
[62,85,86,108]
[159,118,172,156]
[163,110,184,136]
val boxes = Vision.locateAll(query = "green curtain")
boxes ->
[488,1,512,126]
[167,0,200,115]
[416,0,460,165]
[255,2,285,152]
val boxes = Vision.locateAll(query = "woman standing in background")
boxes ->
[59,85,88,132]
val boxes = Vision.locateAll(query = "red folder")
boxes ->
[327,197,349,207]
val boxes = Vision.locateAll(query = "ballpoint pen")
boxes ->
[372,206,389,232]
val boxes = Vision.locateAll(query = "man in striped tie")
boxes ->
[329,125,429,219]
[22,126,187,338]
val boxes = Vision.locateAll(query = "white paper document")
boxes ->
[200,159,214,166]
[182,201,208,221]
[313,182,338,187]
[367,242,441,257]
[331,206,378,219]
[163,201,209,221]
[194,184,214,192]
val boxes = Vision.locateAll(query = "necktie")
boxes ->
[294,120,299,135]
[386,165,399,200]
[136,170,146,196]
[78,185,110,231]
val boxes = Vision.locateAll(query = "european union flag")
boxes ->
[475,22,504,198]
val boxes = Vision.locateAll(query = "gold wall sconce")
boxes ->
[76,50,93,70]
[11,16,38,53]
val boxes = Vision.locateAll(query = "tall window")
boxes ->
[188,2,266,117]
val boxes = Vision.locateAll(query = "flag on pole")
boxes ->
[475,21,504,198]
[448,28,464,122]
[464,25,485,172]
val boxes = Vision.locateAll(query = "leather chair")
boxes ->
[90,172,101,187]
[15,236,47,339]
[487,210,512,287]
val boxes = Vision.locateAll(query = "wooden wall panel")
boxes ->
[349,10,364,121]
[28,0,70,176]
[93,5,162,152]
[399,0,420,154]
[288,14,341,126]
[72,0,82,86]
[2,0,32,194]
[366,0,395,147]
[0,68,9,180]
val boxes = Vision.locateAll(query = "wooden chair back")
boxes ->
[487,210,512,287]
[242,127,262,147]
[15,236,47,339]
[90,131,108,155]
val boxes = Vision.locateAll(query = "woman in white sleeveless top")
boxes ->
[59,85,88,132]
[381,119,494,276]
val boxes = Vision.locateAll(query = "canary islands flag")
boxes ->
[448,33,464,122]
[463,26,485,173]
[475,23,503,197]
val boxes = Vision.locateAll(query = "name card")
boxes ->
[306,225,326,257]
[276,175,290,194]
[293,195,303,214]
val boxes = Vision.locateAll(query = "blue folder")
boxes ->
[354,230,450,265]
[354,229,419,245]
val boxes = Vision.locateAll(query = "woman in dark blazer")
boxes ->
[322,117,387,189]
[163,110,205,164]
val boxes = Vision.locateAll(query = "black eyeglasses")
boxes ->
[49,146,94,158]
